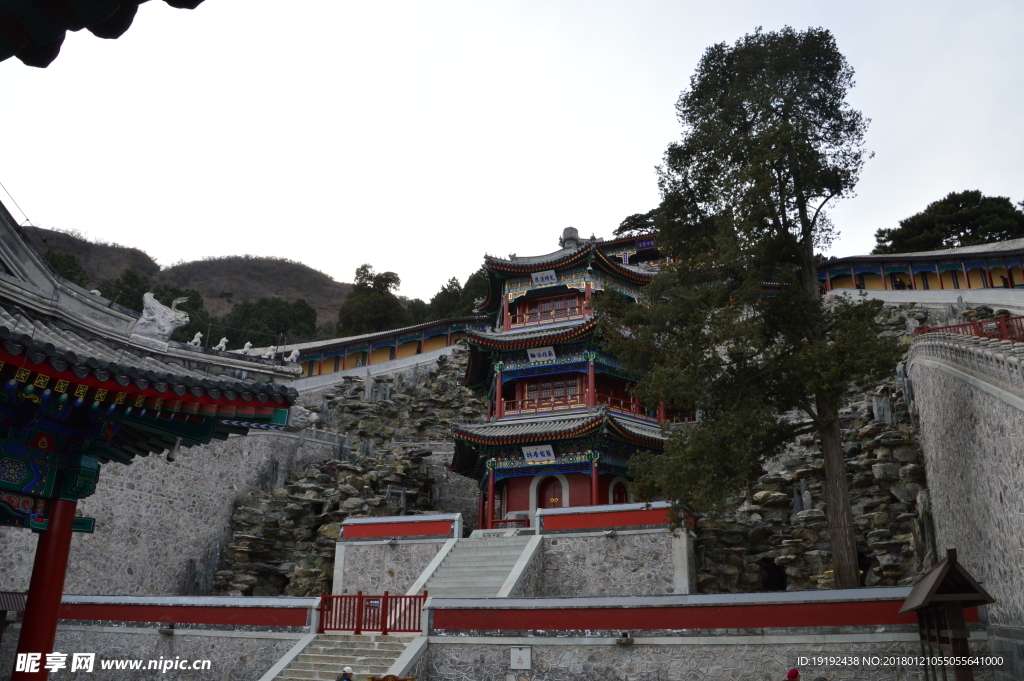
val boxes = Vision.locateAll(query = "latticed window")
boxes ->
[525,376,580,402]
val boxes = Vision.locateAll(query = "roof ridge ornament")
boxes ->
[559,227,580,249]
[129,292,189,350]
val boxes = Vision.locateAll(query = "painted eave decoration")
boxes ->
[467,317,599,351]
[0,0,205,68]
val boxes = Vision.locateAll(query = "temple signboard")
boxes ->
[531,270,558,287]
[522,444,556,465]
[527,346,556,364]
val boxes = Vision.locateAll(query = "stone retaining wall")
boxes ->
[907,359,1024,681]
[534,532,678,597]
[337,540,447,595]
[0,624,298,681]
[411,635,995,681]
[0,433,336,596]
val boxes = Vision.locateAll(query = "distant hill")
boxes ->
[22,227,352,324]
[22,226,160,283]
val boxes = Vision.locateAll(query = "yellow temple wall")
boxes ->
[397,341,419,359]
[344,353,365,370]
[423,336,448,352]
[860,273,884,290]
[967,269,988,288]
[370,347,393,365]
[829,275,855,289]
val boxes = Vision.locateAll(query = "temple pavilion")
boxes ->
[448,227,682,529]
[0,201,309,680]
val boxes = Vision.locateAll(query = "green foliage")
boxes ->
[336,264,411,336]
[98,267,151,312]
[407,298,430,325]
[452,268,488,316]
[429,277,463,320]
[599,26,890,588]
[613,211,657,238]
[222,297,319,346]
[873,190,1024,253]
[45,251,89,288]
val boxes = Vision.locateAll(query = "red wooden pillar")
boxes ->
[908,268,916,290]
[824,267,832,291]
[586,360,596,407]
[590,461,599,506]
[657,401,667,423]
[584,281,592,314]
[486,467,496,530]
[880,265,887,290]
[936,263,944,289]
[502,294,511,331]
[13,499,78,681]
[986,266,995,289]
[962,262,971,289]
[477,489,485,529]
[495,369,504,419]
[850,266,856,288]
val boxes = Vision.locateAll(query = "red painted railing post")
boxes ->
[421,590,428,632]
[317,591,326,633]
[381,591,390,636]
[999,317,1008,340]
[355,591,364,635]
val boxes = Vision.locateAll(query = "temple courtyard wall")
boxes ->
[0,432,338,597]
[907,359,1024,681]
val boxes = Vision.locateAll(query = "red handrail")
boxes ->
[916,315,1024,342]
[510,306,586,325]
[503,395,585,412]
[596,393,657,420]
[318,590,428,634]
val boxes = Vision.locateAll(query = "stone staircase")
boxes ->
[422,536,531,597]
[273,634,413,681]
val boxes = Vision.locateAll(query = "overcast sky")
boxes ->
[1,1,1021,301]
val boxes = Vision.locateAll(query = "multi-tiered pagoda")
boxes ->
[449,227,681,529]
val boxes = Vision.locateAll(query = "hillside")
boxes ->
[23,227,352,324]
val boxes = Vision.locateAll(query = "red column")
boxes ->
[936,264,944,290]
[962,262,971,289]
[880,265,887,290]
[502,295,511,331]
[657,401,667,424]
[590,461,599,506]
[495,370,504,419]
[824,267,832,291]
[586,361,596,407]
[584,282,592,315]
[486,468,495,530]
[13,499,78,681]
[477,490,485,529]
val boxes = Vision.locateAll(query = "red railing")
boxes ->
[510,306,586,326]
[318,591,427,634]
[503,395,585,413]
[916,315,1024,342]
[596,393,657,421]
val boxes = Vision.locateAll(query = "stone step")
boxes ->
[428,567,517,576]
[295,650,398,662]
[305,642,409,652]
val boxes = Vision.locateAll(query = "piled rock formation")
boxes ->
[215,451,438,597]
[215,345,488,597]
[300,345,486,447]
[694,376,935,593]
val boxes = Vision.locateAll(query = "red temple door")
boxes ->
[611,481,629,505]
[538,477,563,509]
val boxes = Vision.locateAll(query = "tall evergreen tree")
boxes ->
[873,190,1024,253]
[599,26,900,589]
[336,264,411,336]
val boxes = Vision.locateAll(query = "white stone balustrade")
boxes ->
[909,332,1024,396]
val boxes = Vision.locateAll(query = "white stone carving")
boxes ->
[284,349,300,363]
[214,337,229,351]
[240,341,253,355]
[261,346,277,359]
[285,405,318,432]
[130,293,190,350]
[188,331,203,347]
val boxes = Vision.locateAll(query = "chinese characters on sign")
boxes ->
[527,346,556,364]
[531,270,558,287]
[522,444,556,465]
[635,237,656,250]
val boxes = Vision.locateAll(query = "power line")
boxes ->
[0,178,30,224]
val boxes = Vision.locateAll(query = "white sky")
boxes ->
[1,1,1021,301]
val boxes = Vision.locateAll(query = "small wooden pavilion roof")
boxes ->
[899,548,995,614]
